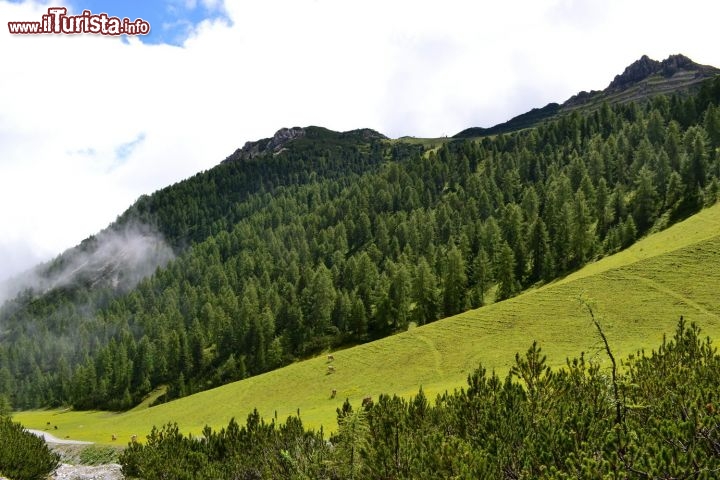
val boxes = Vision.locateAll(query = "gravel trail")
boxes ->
[26,429,93,445]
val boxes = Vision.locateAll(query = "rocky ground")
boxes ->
[51,463,123,480]
[0,464,123,480]
[21,430,125,480]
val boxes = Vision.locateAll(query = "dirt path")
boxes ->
[26,429,93,445]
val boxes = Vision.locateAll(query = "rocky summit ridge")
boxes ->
[455,53,720,138]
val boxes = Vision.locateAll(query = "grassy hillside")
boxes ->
[15,202,720,444]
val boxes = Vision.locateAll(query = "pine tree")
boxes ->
[353,252,378,319]
[705,177,720,206]
[633,165,660,233]
[683,126,709,189]
[610,183,627,226]
[500,203,527,284]
[646,109,666,146]
[332,290,352,335]
[595,177,610,238]
[553,201,573,273]
[654,150,671,202]
[665,171,684,209]
[388,262,411,330]
[528,218,553,282]
[334,408,370,479]
[571,191,594,267]
[469,248,492,307]
[496,242,519,301]
[349,294,368,338]
[621,216,637,248]
[587,147,606,184]
[442,246,467,317]
[412,257,439,325]
[704,103,720,148]
[307,264,336,333]
[664,120,683,171]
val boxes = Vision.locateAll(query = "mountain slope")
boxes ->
[455,54,720,138]
[2,59,720,415]
[14,200,720,443]
[0,126,390,304]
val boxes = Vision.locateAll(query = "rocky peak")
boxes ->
[608,55,661,90]
[224,127,306,162]
[659,54,696,77]
[607,54,717,92]
[270,127,306,146]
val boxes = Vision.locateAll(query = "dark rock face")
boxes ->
[607,54,717,91]
[608,55,662,90]
[660,54,695,76]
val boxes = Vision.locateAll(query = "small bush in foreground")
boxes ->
[0,416,60,480]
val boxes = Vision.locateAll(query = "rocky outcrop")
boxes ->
[223,126,388,163]
[224,127,306,162]
[608,54,719,91]
[608,55,661,90]
[660,54,696,77]
[52,463,123,480]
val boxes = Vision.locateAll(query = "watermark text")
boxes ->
[8,7,150,36]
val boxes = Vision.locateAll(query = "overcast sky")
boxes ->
[1,0,719,282]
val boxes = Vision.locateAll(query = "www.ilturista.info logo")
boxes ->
[8,7,150,35]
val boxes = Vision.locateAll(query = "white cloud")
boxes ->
[1,0,719,281]
[199,0,220,11]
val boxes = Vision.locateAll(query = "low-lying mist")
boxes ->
[0,223,174,306]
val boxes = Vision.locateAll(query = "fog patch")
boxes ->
[0,223,174,306]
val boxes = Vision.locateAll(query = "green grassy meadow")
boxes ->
[15,203,720,445]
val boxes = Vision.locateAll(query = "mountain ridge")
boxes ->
[607,53,718,91]
[455,53,720,138]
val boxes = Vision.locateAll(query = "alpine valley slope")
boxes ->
[15,201,720,444]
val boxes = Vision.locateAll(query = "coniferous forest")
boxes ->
[1,76,720,413]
